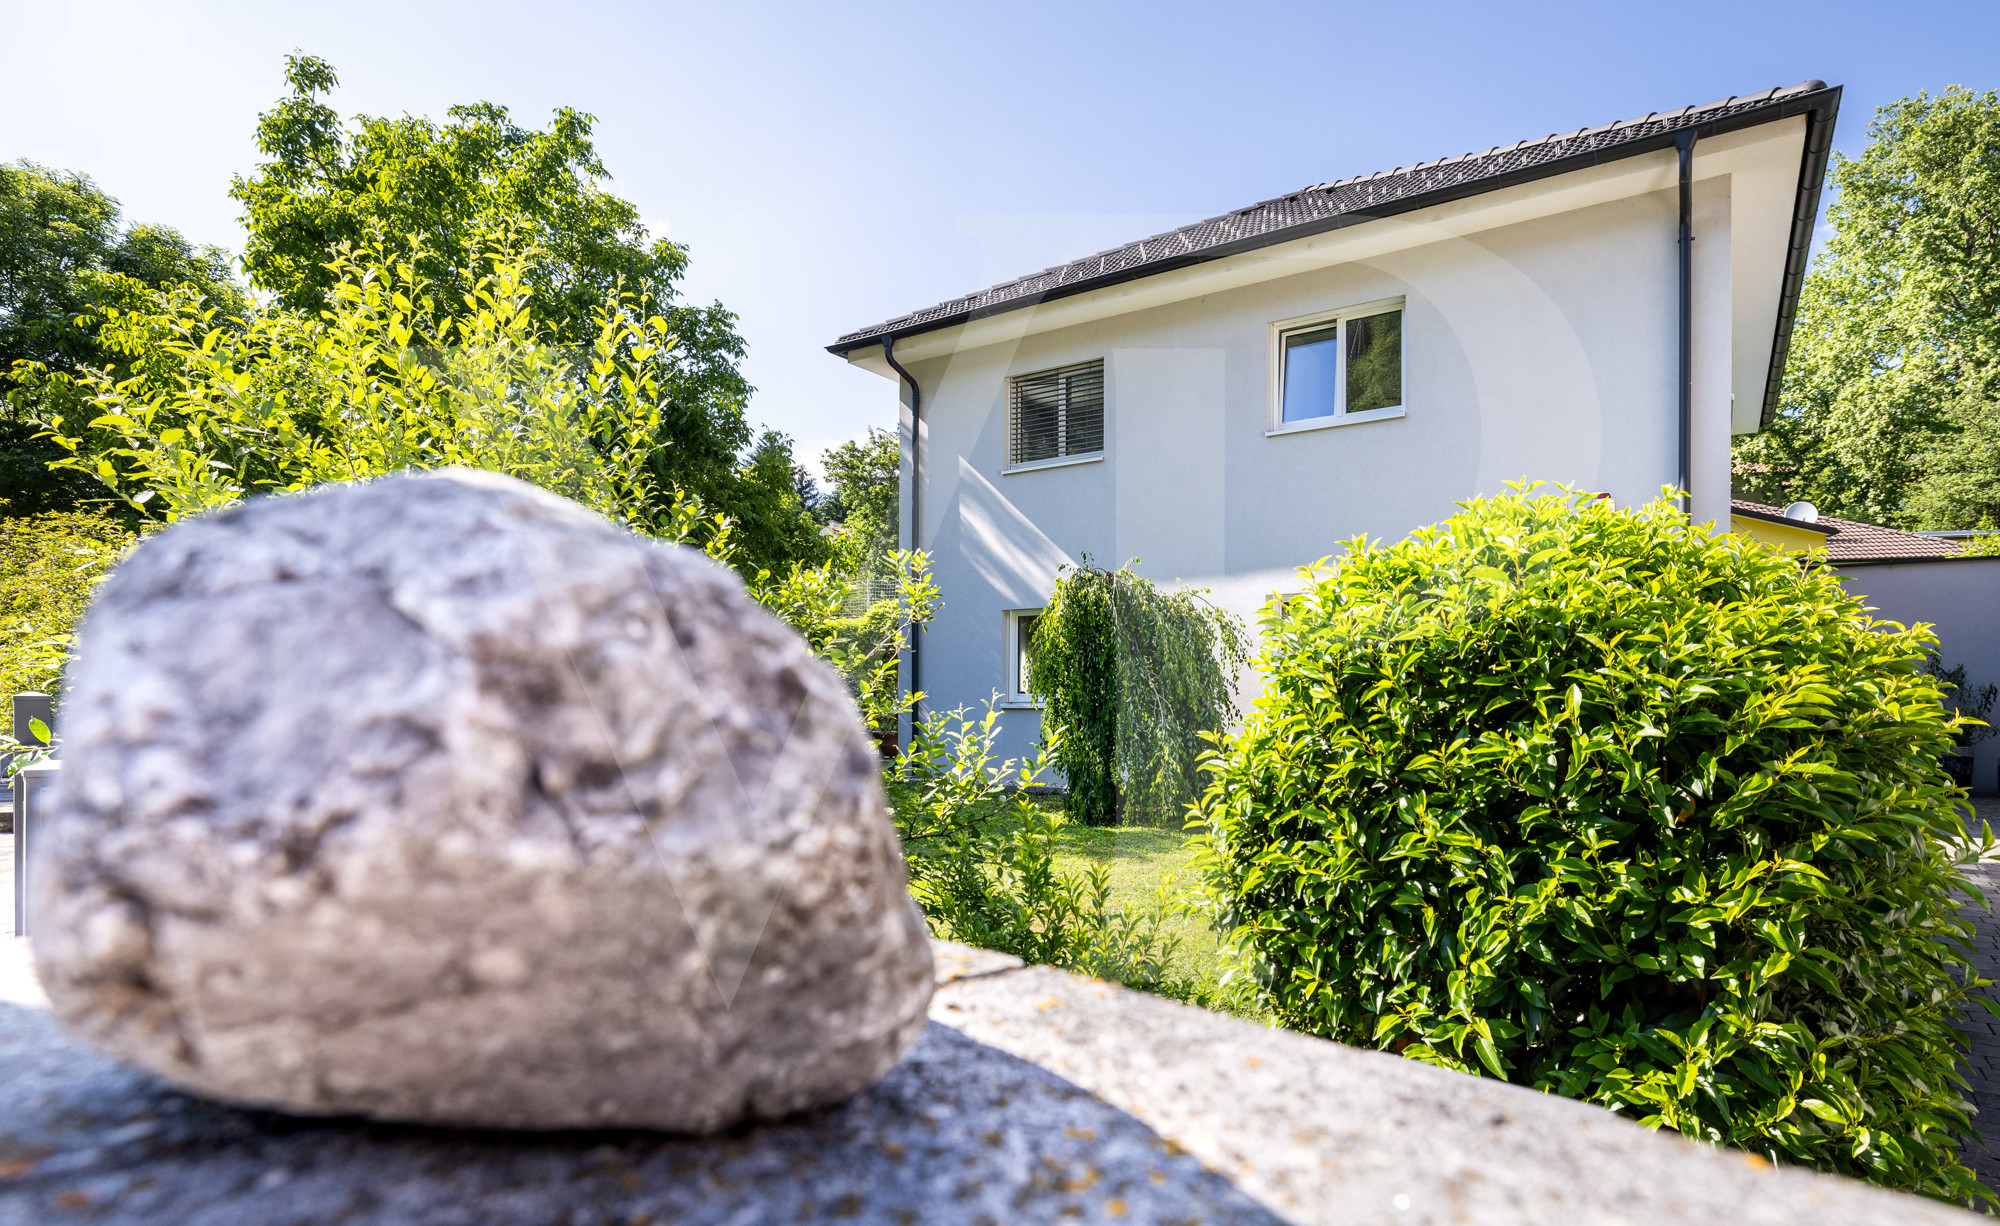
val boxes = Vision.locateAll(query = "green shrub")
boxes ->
[0,507,133,731]
[889,699,1189,994]
[1028,560,1247,826]
[1195,485,1993,1203]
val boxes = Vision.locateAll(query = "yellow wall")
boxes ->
[1729,514,1830,554]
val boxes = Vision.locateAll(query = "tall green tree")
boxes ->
[227,54,817,570]
[1906,387,2000,537]
[1734,87,2000,526]
[819,427,899,574]
[1,161,246,515]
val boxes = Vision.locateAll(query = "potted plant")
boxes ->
[1927,653,1997,789]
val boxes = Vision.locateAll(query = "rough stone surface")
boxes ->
[32,470,933,1132]
[0,943,1975,1225]
[937,966,1977,1225]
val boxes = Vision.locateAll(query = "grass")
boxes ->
[1045,813,1235,993]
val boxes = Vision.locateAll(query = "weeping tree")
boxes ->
[1027,560,1248,826]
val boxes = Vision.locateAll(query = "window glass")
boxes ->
[1345,309,1402,414]
[1015,613,1040,697]
[1281,324,1341,422]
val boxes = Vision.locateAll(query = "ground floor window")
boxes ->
[1004,608,1042,706]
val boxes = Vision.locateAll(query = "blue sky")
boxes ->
[2,1,1995,477]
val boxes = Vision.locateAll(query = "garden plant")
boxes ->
[1195,485,1995,1204]
[1027,560,1248,827]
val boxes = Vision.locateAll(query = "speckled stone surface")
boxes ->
[0,940,1977,1224]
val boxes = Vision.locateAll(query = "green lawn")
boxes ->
[1048,819,1233,991]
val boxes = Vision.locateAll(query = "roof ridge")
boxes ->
[833,81,1833,350]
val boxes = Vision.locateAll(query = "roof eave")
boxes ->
[827,85,1843,370]
[1758,85,1842,431]
[1832,552,1990,568]
[1728,504,1839,536]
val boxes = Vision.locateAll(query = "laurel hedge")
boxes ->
[1194,486,1993,1203]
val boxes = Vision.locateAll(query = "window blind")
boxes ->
[1008,360,1104,467]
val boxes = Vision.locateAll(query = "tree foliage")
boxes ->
[1196,485,1992,1203]
[818,426,899,574]
[1905,387,2000,532]
[227,54,806,568]
[28,242,694,531]
[1028,561,1248,827]
[235,54,676,345]
[1735,87,2000,527]
[0,508,132,732]
[2,160,247,516]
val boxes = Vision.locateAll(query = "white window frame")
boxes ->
[1003,608,1045,708]
[1267,295,1408,436]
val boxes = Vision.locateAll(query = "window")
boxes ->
[1005,609,1043,705]
[1272,298,1405,430]
[1007,360,1104,469]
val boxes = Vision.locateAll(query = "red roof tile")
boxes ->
[1731,499,1963,563]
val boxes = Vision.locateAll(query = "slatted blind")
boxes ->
[1008,360,1104,467]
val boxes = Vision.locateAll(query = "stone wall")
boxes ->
[0,937,1973,1224]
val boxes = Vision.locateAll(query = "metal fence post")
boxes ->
[11,693,52,747]
[14,761,59,939]
[11,693,55,939]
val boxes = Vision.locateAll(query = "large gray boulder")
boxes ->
[32,469,933,1131]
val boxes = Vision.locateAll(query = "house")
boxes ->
[829,82,1842,763]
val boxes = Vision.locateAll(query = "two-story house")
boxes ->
[828,82,1841,759]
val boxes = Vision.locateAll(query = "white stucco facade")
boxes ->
[841,117,1814,763]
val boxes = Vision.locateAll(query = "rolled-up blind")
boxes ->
[1008,360,1104,467]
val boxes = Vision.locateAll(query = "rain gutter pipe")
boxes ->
[882,337,922,737]
[1676,130,1695,512]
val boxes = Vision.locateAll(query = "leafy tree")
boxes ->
[733,429,831,576]
[1028,560,1248,827]
[2,161,246,515]
[1905,387,2000,532]
[1735,87,2000,526]
[226,53,813,572]
[1198,484,1992,1203]
[819,427,898,573]
[236,54,675,342]
[0,508,133,731]
[31,241,702,532]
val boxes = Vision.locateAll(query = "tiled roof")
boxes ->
[832,81,1837,356]
[1732,500,1965,563]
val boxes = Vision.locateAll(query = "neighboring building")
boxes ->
[1728,498,1967,563]
[829,83,1842,762]
[1729,499,2000,795]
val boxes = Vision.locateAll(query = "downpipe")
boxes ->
[881,337,923,738]
[1676,131,1695,515]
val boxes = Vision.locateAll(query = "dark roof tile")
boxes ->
[834,82,1833,353]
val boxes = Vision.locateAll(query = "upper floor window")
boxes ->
[1272,298,1405,432]
[1007,360,1104,469]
